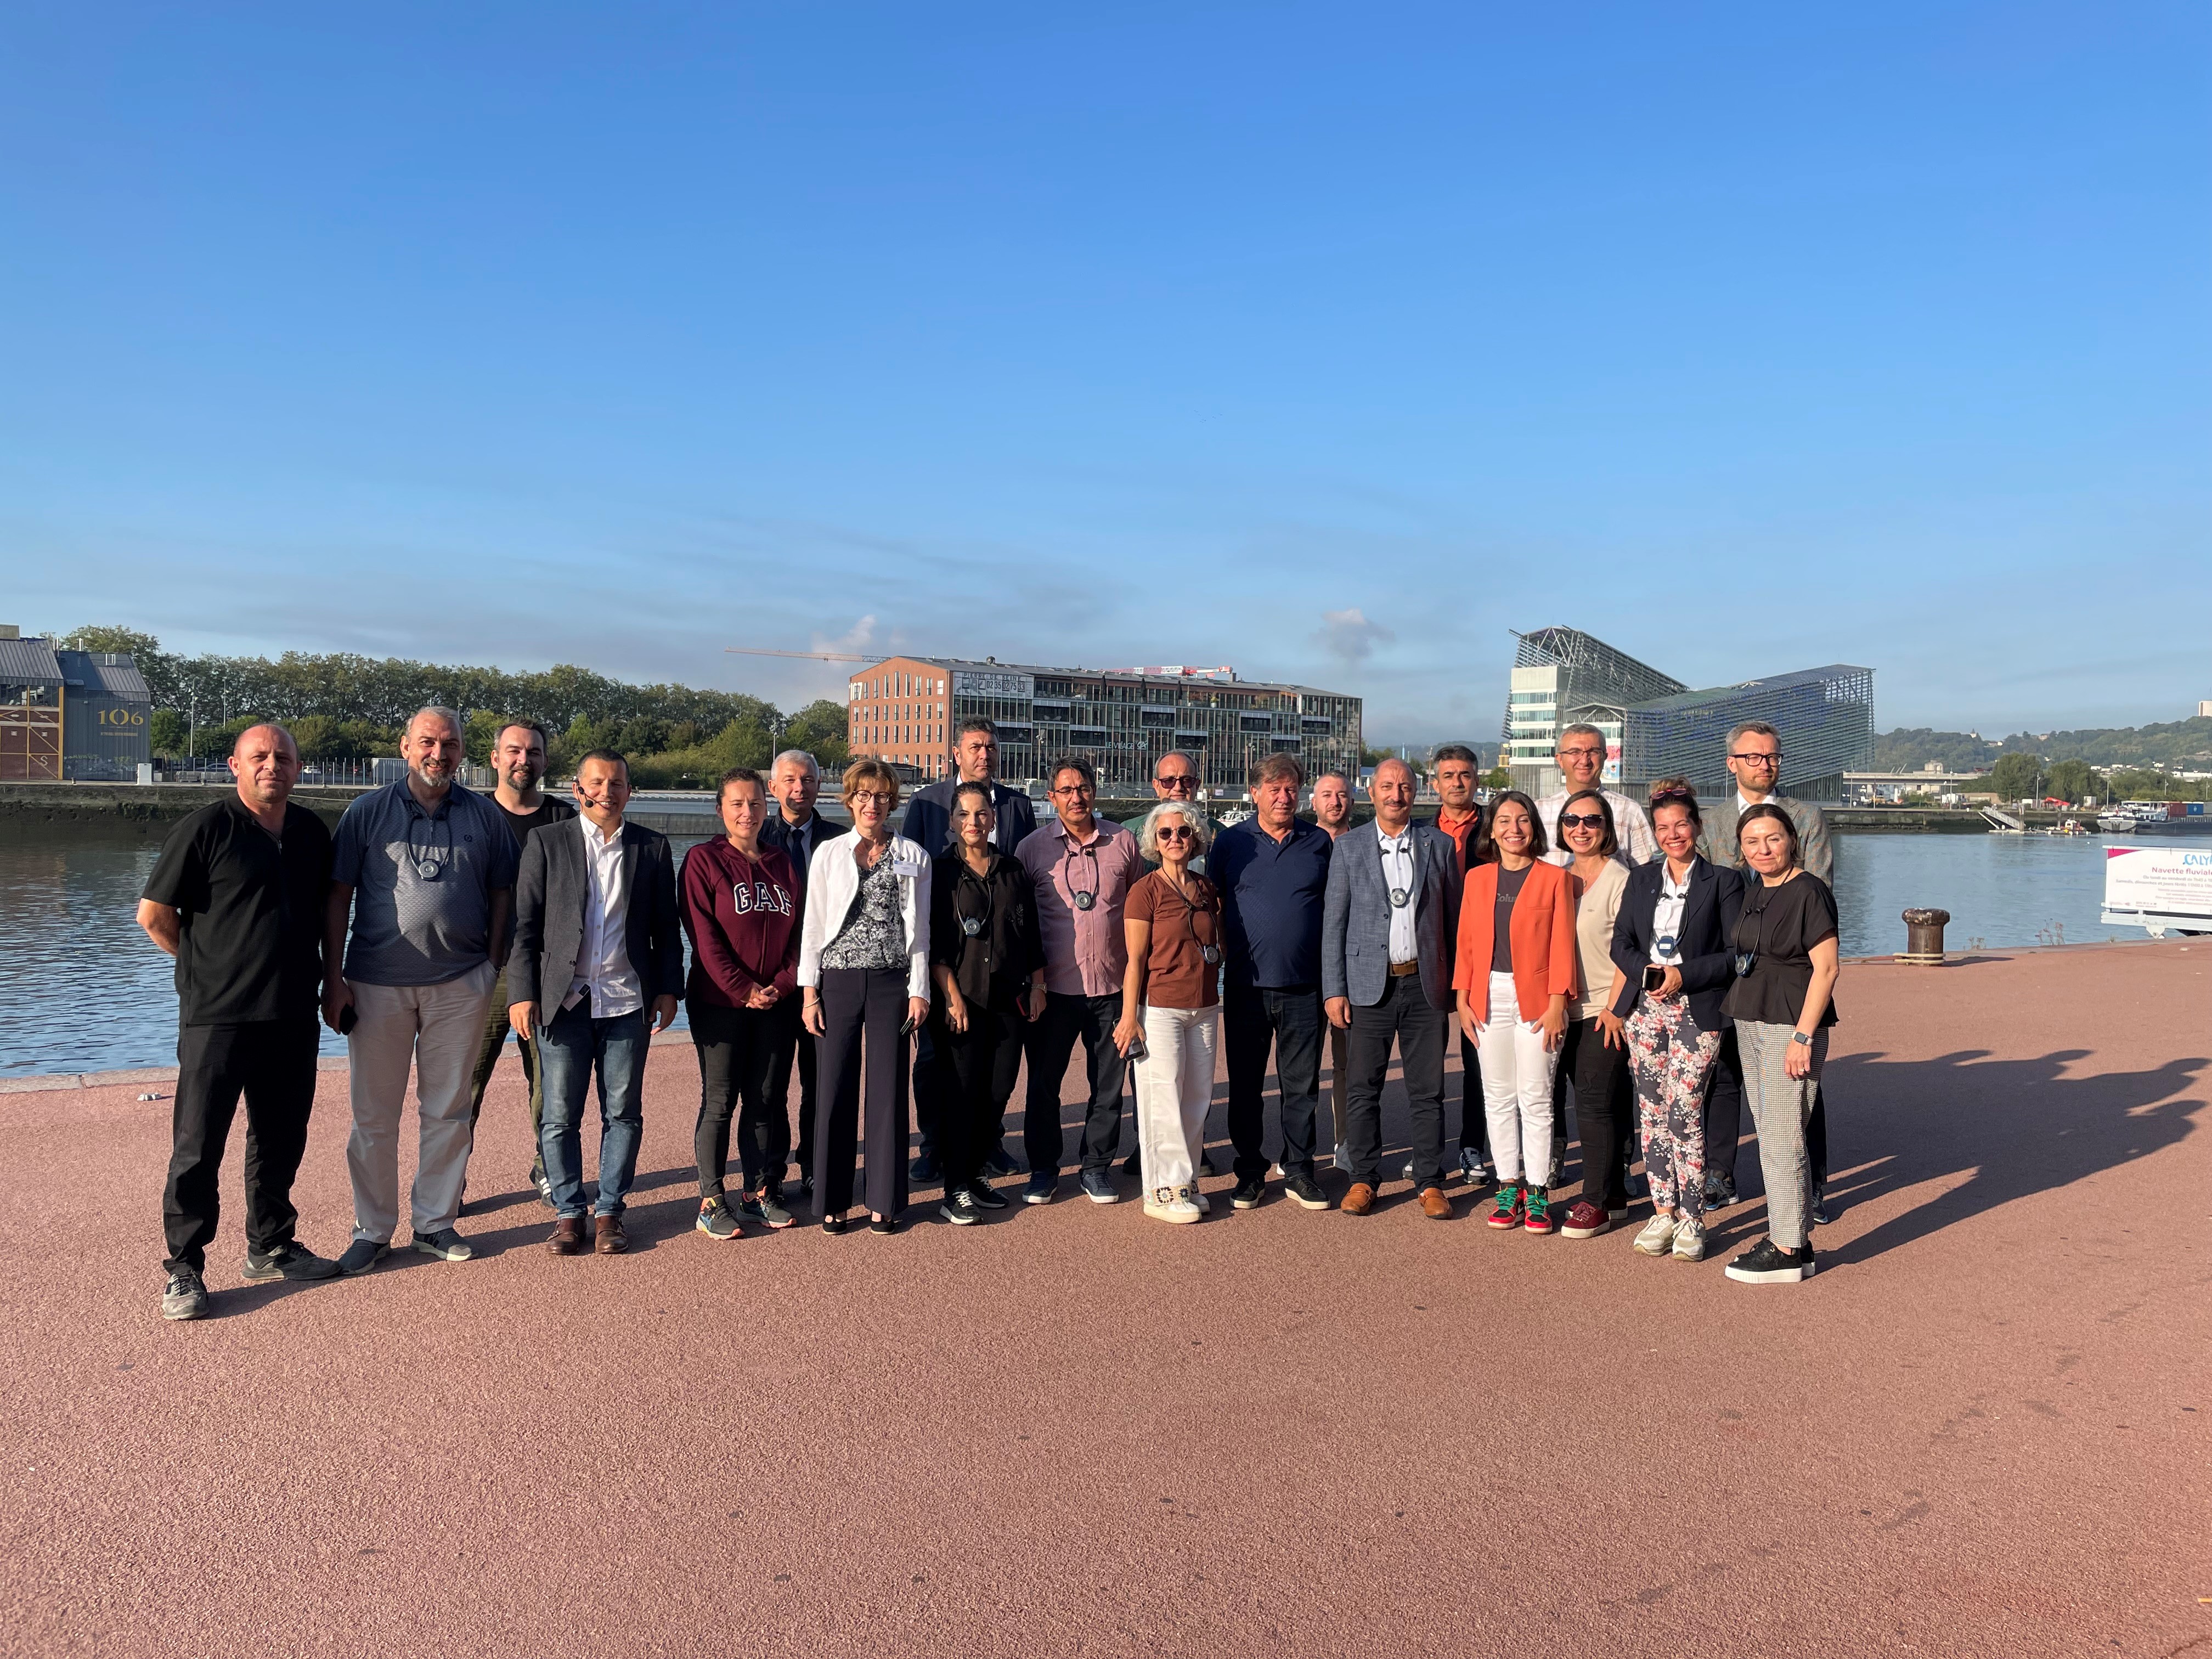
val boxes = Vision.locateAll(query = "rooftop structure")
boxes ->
[0,629,155,782]
[848,655,1361,793]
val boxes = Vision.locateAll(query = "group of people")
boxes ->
[138,703,1841,1321]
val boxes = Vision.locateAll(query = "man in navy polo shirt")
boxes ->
[1208,752,1334,1211]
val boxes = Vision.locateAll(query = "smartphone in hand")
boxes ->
[1642,964,1665,992]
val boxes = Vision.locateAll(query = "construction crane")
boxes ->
[725,646,873,664]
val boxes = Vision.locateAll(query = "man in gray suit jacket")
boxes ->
[506,749,682,1256]
[1323,758,1462,1218]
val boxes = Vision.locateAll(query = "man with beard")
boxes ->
[466,719,577,1202]
[324,707,516,1271]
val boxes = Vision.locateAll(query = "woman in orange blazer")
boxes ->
[1453,791,1577,1232]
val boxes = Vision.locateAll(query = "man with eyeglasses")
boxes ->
[1535,723,1657,868]
[1699,721,1833,1213]
[1014,758,1147,1204]
[899,718,1040,1182]
[1121,747,1224,1178]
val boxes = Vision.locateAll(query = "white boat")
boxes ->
[2100,800,2212,837]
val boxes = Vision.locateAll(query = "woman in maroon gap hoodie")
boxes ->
[680,768,802,1238]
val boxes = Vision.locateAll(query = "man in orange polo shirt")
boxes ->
[1424,744,1491,1187]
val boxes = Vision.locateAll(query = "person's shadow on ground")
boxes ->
[1705,1047,2205,1267]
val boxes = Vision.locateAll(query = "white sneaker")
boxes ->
[1671,1217,1707,1261]
[1402,1160,1415,1181]
[1144,1186,1202,1224]
[1190,1184,1212,1214]
[1633,1214,1679,1256]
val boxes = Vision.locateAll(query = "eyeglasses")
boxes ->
[1557,812,1607,829]
[1051,783,1094,797]
[1157,826,1195,842]
[1729,751,1783,767]
[1153,775,1196,791]
[1557,747,1604,761]
[850,791,895,806]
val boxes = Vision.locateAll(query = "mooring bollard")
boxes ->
[1897,907,1950,966]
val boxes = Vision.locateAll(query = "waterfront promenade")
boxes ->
[5,943,2207,1658]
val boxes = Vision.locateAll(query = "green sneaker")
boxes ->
[1522,1187,1555,1234]
[1486,1182,1523,1229]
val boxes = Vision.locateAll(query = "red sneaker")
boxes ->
[1486,1184,1523,1228]
[1522,1189,1558,1234]
[1559,1200,1610,1239]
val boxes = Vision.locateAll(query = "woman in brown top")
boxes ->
[1114,799,1222,1223]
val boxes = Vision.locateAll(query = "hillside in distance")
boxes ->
[1874,716,2212,772]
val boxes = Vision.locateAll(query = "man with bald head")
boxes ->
[324,706,516,1272]
[139,723,341,1319]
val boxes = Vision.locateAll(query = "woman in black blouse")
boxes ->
[928,783,1046,1225]
[1719,803,1839,1285]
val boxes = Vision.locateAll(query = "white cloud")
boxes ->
[1314,607,1393,665]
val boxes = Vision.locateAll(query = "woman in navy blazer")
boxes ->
[1607,780,1743,1263]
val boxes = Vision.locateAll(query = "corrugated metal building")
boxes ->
[0,629,66,782]
[57,650,154,780]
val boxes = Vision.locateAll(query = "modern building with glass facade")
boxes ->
[1502,627,1872,804]
[849,656,1362,793]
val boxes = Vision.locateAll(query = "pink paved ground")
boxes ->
[6,943,2209,1658]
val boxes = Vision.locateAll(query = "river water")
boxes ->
[0,826,2140,1077]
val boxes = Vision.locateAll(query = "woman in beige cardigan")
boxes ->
[1554,789,1634,1239]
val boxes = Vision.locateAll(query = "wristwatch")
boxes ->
[1789,1031,1813,1047]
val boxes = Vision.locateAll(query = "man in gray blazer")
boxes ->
[506,749,682,1256]
[1323,758,1462,1218]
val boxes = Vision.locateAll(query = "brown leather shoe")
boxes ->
[1418,1186,1453,1221]
[1341,1182,1376,1216]
[546,1216,586,1256]
[594,1214,627,1255]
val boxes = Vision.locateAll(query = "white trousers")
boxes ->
[346,962,496,1242]
[1132,1004,1218,1195]
[1476,970,1561,1187]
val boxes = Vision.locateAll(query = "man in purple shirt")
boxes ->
[1014,757,1147,1205]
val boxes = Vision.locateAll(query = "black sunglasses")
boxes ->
[1557,812,1607,829]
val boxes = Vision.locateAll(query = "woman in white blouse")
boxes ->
[798,760,932,1235]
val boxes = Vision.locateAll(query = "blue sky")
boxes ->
[3,3,2205,742]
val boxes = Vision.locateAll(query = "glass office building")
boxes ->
[1502,628,1872,804]
[850,656,1362,794]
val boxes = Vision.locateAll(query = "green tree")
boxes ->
[782,699,850,769]
[2044,759,2096,804]
[148,708,187,758]
[1481,766,1510,790]
[1986,754,2042,801]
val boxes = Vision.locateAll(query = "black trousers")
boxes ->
[1223,982,1323,1182]
[930,1005,1028,1191]
[769,1023,820,1175]
[1342,975,1449,1188]
[1456,1028,1489,1156]
[162,1019,320,1273]
[912,1017,943,1159]
[1703,1027,1830,1189]
[691,999,799,1198]
[813,967,912,1217]
[1558,1015,1633,1210]
[1023,991,1128,1176]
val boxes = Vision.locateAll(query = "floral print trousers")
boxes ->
[1626,998,1723,1220]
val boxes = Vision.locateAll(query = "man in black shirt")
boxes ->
[466,720,577,1203]
[138,723,341,1320]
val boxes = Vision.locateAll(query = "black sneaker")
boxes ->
[531,1163,554,1207]
[336,1240,390,1276]
[966,1181,1010,1211]
[940,1189,985,1226]
[910,1152,939,1183]
[696,1197,742,1240]
[1230,1176,1266,1210]
[1724,1238,1815,1284]
[162,1265,210,1321]
[1809,1185,1832,1227]
[752,1189,797,1229]
[868,1214,900,1236]
[1703,1174,1737,1210]
[1282,1171,1331,1211]
[1198,1150,1219,1177]
[241,1242,341,1283]
[979,1143,1025,1177]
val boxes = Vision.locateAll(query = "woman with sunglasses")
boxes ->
[798,760,932,1235]
[1114,800,1223,1223]
[1452,791,1577,1234]
[1607,780,1743,1263]
[1551,789,1634,1239]
[928,782,1046,1226]
[1719,803,1839,1284]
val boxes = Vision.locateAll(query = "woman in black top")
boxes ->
[928,782,1047,1224]
[1720,803,1839,1284]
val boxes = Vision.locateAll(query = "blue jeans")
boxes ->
[537,1002,648,1218]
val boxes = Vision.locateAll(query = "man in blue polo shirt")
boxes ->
[1208,752,1334,1211]
[323,706,516,1272]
